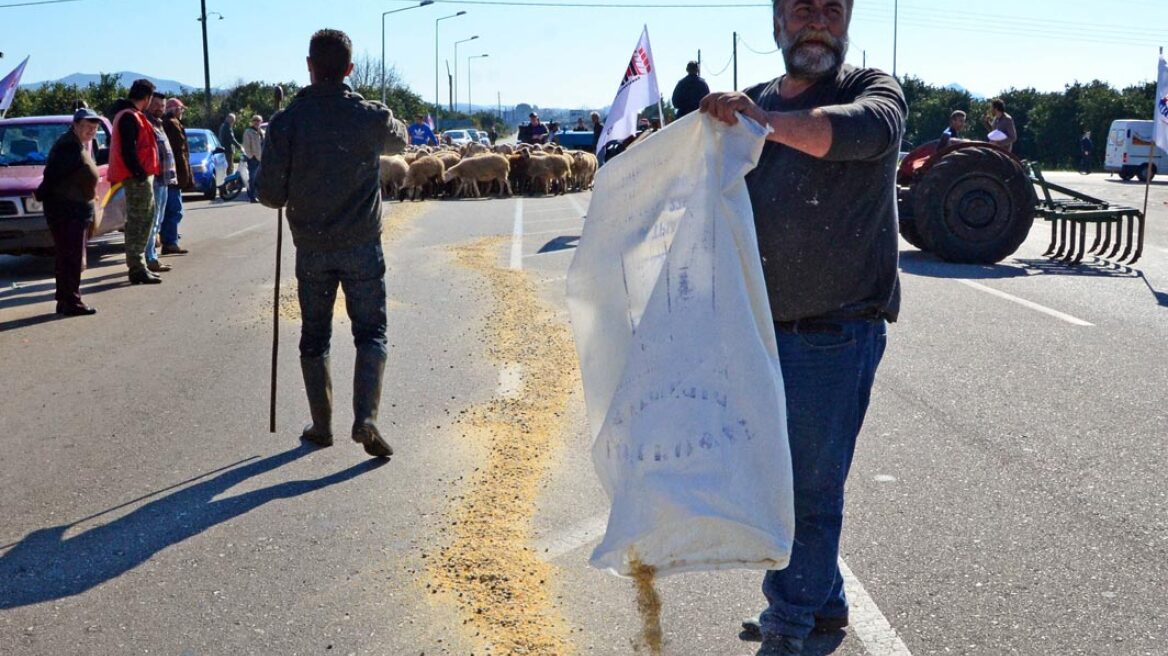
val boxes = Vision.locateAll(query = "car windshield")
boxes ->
[0,122,71,166]
[187,131,217,154]
[467,129,480,139]
[447,130,466,139]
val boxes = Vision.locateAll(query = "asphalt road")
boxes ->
[0,172,1166,656]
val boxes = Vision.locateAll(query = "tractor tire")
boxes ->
[912,145,1034,264]
[898,216,929,250]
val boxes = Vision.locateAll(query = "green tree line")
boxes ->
[900,76,1157,168]
[4,55,508,138]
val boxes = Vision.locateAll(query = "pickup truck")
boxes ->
[0,114,119,257]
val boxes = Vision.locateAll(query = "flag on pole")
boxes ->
[0,56,30,115]
[1154,52,1168,153]
[595,26,661,157]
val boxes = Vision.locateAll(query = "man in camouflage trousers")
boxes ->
[108,79,162,284]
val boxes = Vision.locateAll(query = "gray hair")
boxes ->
[773,0,855,16]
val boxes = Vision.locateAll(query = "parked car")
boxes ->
[0,114,117,257]
[443,129,473,147]
[185,128,228,200]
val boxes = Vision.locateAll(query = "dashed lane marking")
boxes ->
[840,559,914,655]
[510,199,525,271]
[496,363,523,399]
[222,223,268,240]
[565,194,588,218]
[957,280,1094,327]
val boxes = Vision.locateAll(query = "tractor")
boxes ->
[897,140,1146,266]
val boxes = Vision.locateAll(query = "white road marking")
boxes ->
[510,199,525,270]
[525,228,581,238]
[496,363,523,399]
[532,513,607,560]
[222,223,268,240]
[565,194,588,218]
[525,216,584,227]
[957,280,1094,327]
[840,559,914,655]
[534,514,913,655]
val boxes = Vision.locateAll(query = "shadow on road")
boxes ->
[0,444,386,609]
[900,250,1142,280]
[739,629,847,655]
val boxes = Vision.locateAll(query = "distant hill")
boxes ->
[945,82,986,100]
[20,72,197,95]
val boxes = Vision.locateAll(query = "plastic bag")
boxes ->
[566,111,794,578]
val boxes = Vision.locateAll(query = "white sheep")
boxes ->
[379,155,409,199]
[442,154,513,198]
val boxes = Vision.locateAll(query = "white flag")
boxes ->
[595,26,661,156]
[1155,53,1168,153]
[0,56,30,114]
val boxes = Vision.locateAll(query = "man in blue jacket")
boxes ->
[258,28,407,459]
[408,115,437,147]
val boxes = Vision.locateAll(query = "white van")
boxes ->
[1104,119,1168,182]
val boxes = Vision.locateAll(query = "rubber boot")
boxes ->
[300,356,334,447]
[351,350,393,458]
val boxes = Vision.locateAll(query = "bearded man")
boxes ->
[700,1,906,654]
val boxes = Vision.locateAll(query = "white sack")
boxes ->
[566,111,794,578]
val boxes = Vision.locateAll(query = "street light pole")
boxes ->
[467,54,488,114]
[453,35,478,114]
[435,11,467,125]
[199,0,212,123]
[892,0,899,78]
[381,0,434,105]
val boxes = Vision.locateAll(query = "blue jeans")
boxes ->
[160,184,184,246]
[759,318,888,639]
[295,242,387,360]
[246,157,260,202]
[145,182,168,263]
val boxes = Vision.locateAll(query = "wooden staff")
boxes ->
[269,85,285,433]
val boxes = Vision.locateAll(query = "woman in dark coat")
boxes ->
[36,108,103,316]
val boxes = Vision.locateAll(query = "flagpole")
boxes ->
[1142,46,1163,236]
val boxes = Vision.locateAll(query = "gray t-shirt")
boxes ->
[745,65,906,323]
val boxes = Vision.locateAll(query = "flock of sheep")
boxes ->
[378,140,600,202]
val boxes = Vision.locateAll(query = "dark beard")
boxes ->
[777,26,848,81]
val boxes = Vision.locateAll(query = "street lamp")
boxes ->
[467,54,488,114]
[435,11,467,124]
[382,0,434,105]
[453,35,478,113]
[196,2,224,124]
[892,0,898,78]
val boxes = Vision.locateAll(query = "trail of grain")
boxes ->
[631,559,663,656]
[427,236,580,655]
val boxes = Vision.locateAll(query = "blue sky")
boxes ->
[2,0,1166,111]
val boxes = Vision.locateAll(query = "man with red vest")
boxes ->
[109,79,162,284]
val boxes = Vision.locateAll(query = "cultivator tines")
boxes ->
[1031,165,1145,266]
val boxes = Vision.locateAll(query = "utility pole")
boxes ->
[446,60,453,113]
[732,32,738,91]
[892,0,899,78]
[200,0,212,122]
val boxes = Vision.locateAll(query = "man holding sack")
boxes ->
[701,0,906,653]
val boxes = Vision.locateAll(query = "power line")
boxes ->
[704,49,736,78]
[0,0,84,7]
[432,0,767,6]
[737,36,778,56]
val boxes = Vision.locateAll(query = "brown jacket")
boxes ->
[162,112,192,189]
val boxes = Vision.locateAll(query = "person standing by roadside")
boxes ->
[144,93,176,273]
[590,111,603,150]
[109,78,162,285]
[257,28,407,458]
[671,60,710,119]
[242,114,264,203]
[987,98,1017,152]
[1079,129,1093,174]
[160,98,191,255]
[701,0,906,653]
[218,112,242,174]
[35,108,104,315]
[937,109,966,150]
